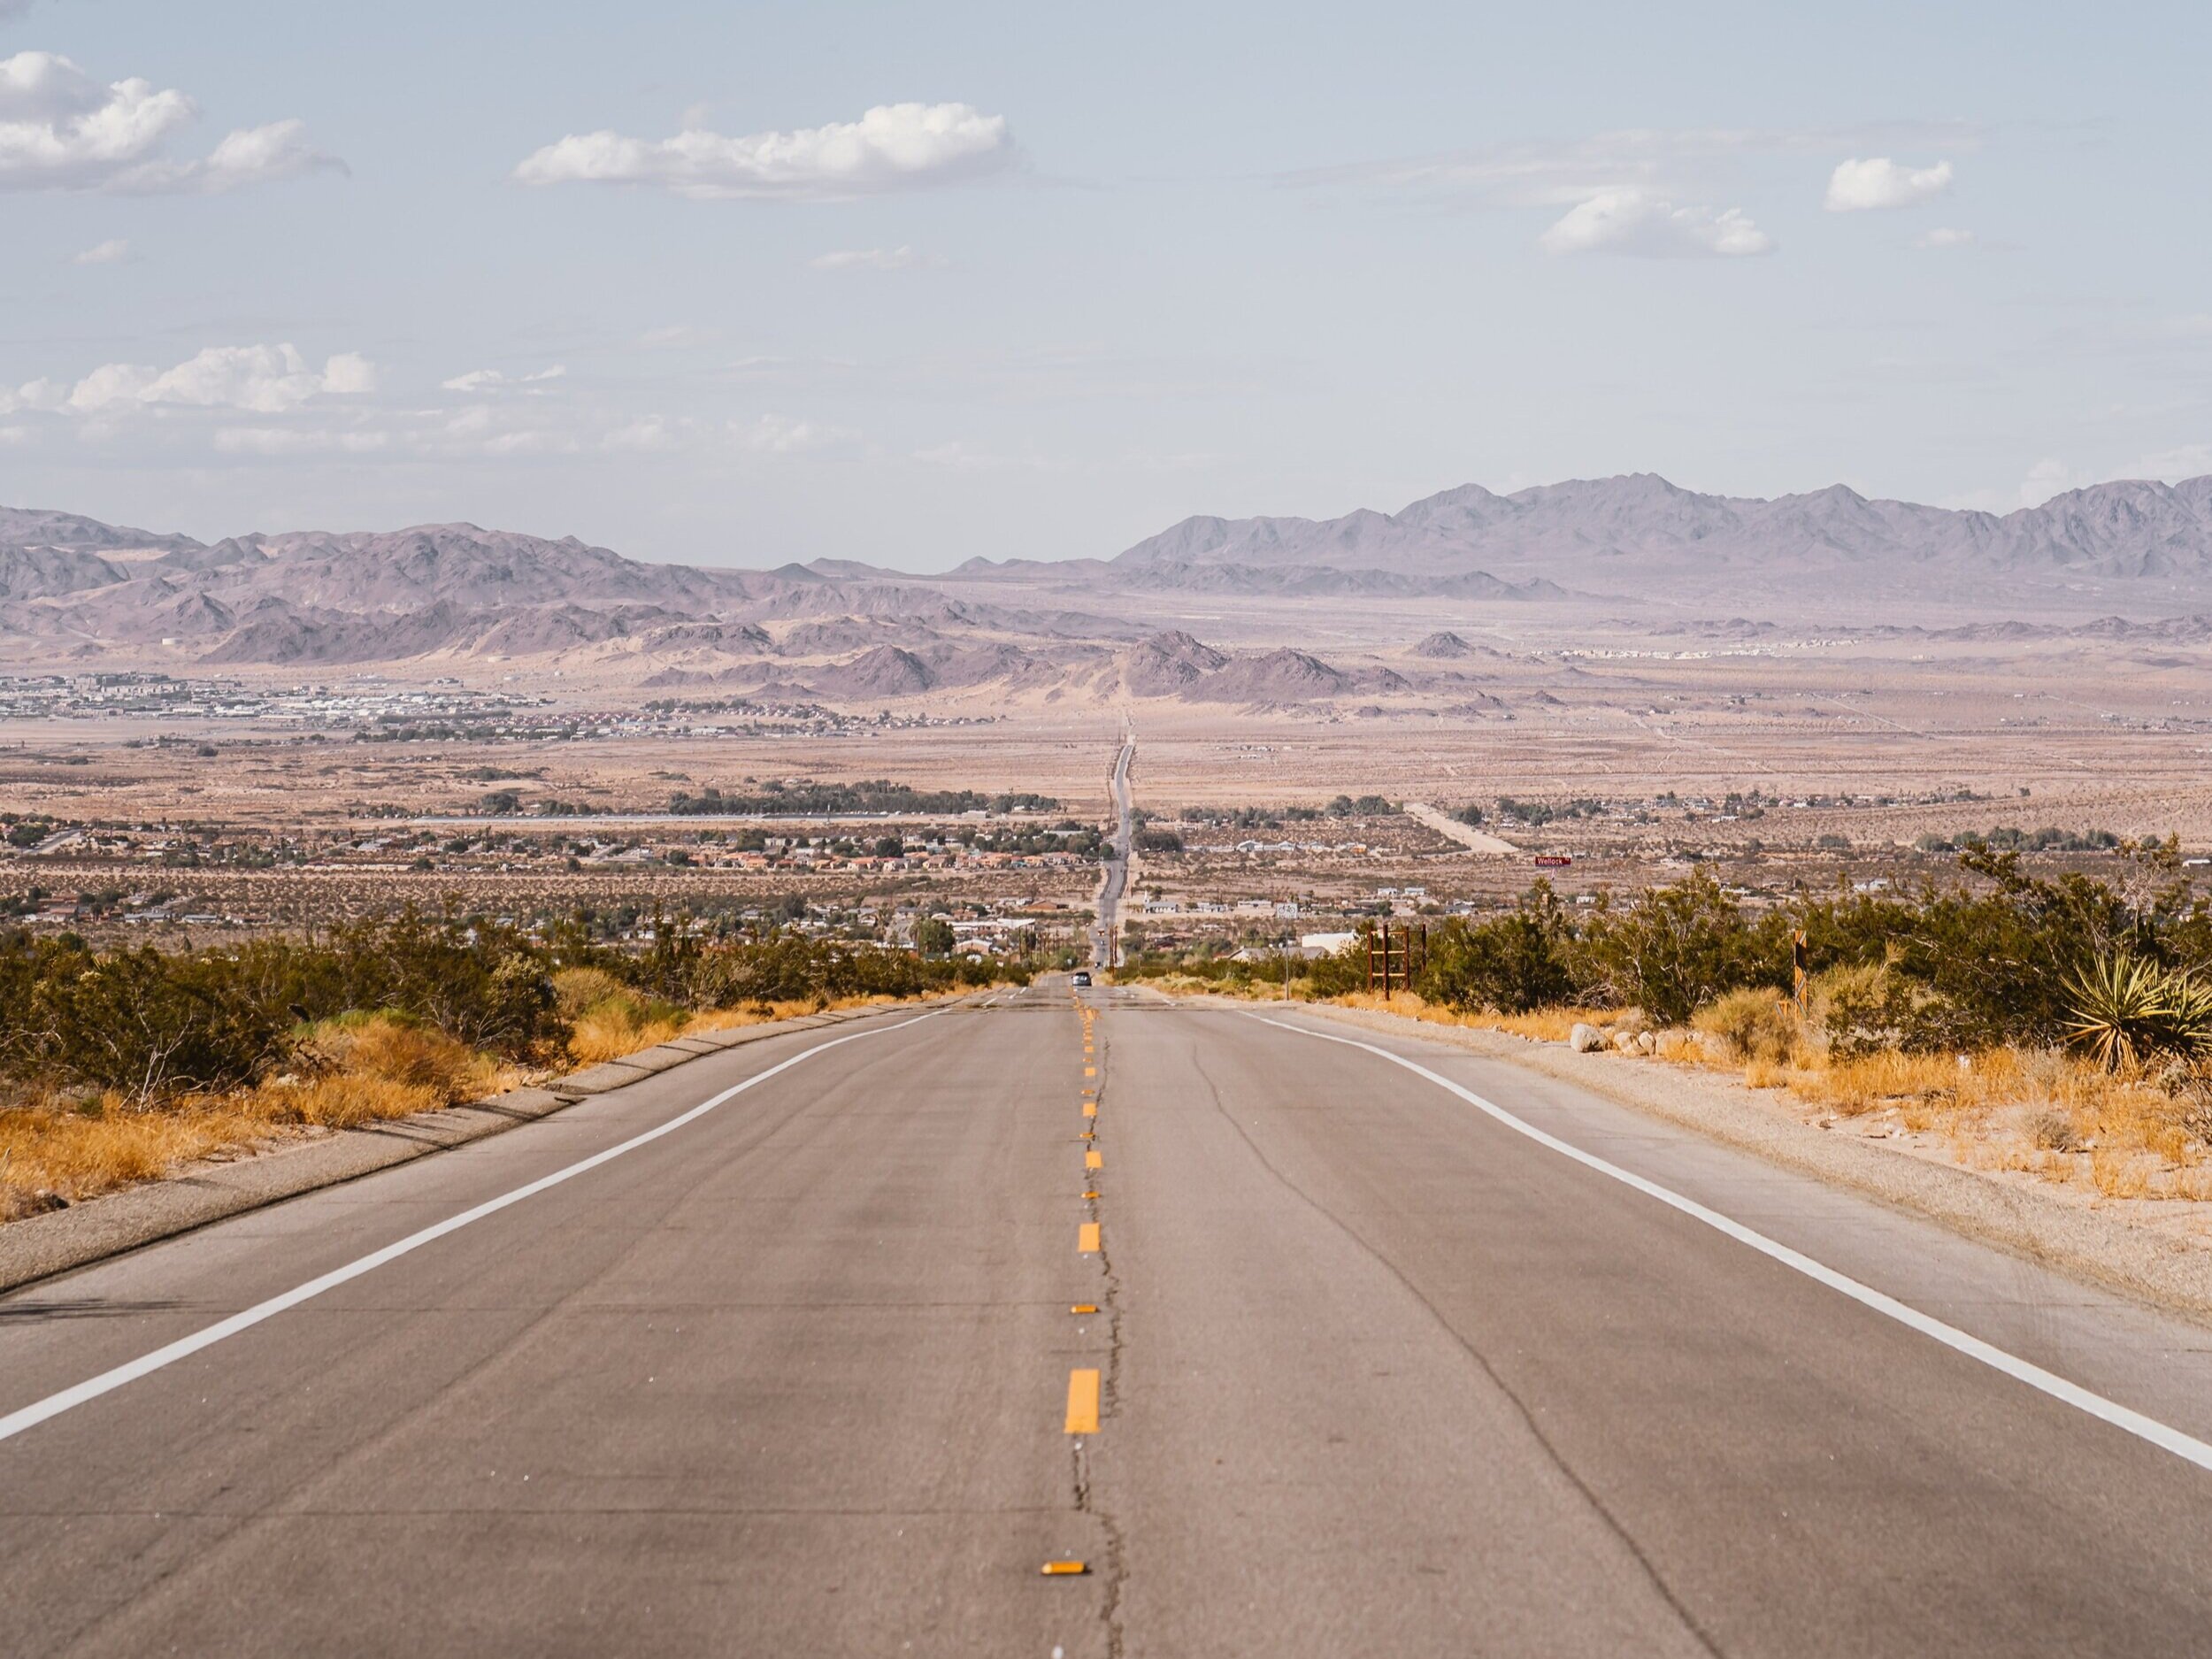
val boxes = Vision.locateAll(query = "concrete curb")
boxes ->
[0,1001,947,1296]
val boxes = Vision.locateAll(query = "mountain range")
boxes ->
[5,471,2212,687]
[1097,471,2212,593]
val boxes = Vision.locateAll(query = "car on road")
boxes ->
[1071,971,1092,987]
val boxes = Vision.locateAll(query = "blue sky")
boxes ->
[3,0,2208,569]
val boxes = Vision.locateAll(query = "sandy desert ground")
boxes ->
[5,590,2208,948]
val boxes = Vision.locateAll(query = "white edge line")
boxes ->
[0,1010,940,1447]
[1248,1011,2212,1474]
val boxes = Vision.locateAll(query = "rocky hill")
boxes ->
[8,470,2212,695]
[1104,473,2212,605]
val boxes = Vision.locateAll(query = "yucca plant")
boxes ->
[2167,970,2212,1058]
[2062,955,2212,1071]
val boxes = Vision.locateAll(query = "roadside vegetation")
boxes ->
[1120,843,2212,1202]
[0,911,1030,1220]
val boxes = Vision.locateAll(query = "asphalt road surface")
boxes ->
[6,981,2212,1656]
[1093,734,1134,970]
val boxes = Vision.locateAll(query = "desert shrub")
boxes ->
[552,965,626,1021]
[9,937,299,1099]
[1694,987,1801,1064]
[319,911,565,1056]
[1795,849,2166,1048]
[1813,961,1975,1057]
[1301,945,1369,998]
[1572,871,1785,1025]
[1418,887,1576,1013]
[2029,1108,2083,1152]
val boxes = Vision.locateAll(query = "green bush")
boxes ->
[1573,871,1786,1026]
[1417,885,1575,1013]
[0,910,1033,1105]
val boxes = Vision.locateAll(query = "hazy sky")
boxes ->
[3,0,2208,570]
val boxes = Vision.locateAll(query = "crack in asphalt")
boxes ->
[1180,1017,1726,1659]
[1071,1001,1128,1659]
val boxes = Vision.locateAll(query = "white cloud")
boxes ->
[1914,226,1977,250]
[27,344,377,415]
[72,235,128,264]
[1281,121,1980,206]
[1824,157,1953,212]
[602,417,680,453]
[516,101,1012,200]
[174,119,333,192]
[1539,188,1773,257]
[441,365,567,393]
[810,244,943,272]
[0,51,339,192]
[733,412,856,453]
[2125,442,2212,480]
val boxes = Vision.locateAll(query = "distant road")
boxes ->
[5,986,2212,1654]
[1403,798,1521,854]
[1094,731,1135,968]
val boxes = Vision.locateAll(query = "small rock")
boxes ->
[1612,1030,1640,1054]
[1635,1031,1658,1054]
[1570,1023,1605,1053]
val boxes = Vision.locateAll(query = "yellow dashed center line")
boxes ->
[1065,1368,1101,1433]
[1057,1008,1107,1480]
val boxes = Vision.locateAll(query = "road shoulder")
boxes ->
[0,1002,943,1294]
[1210,996,2212,1327]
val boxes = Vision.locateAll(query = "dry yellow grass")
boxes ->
[569,998,691,1064]
[0,1074,451,1218]
[1146,976,2212,1204]
[296,1013,499,1105]
[566,992,905,1067]
[0,1094,273,1218]
[1148,977,1624,1044]
[0,995,925,1223]
[0,1008,525,1217]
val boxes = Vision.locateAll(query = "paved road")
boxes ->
[1093,733,1135,970]
[5,984,2212,1655]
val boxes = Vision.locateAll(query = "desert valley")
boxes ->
[4,472,2209,952]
